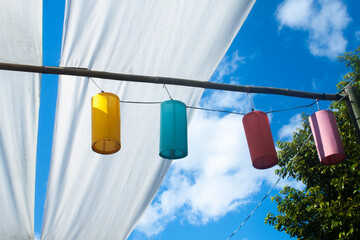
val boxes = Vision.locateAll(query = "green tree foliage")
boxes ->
[265,47,360,239]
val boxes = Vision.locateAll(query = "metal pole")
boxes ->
[0,62,343,101]
[345,85,360,142]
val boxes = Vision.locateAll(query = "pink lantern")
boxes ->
[243,111,278,169]
[309,110,346,165]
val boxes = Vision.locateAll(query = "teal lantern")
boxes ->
[159,100,188,159]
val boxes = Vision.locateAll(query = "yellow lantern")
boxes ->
[91,92,121,154]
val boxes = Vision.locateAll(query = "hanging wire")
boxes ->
[120,100,162,105]
[226,177,281,240]
[115,100,319,116]
[89,77,104,93]
[266,100,318,114]
[163,84,173,100]
[226,133,313,240]
[186,106,246,115]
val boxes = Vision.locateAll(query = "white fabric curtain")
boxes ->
[0,0,42,239]
[41,0,255,239]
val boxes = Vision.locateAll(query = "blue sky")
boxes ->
[37,0,360,239]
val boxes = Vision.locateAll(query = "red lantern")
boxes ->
[309,110,345,165]
[243,111,278,169]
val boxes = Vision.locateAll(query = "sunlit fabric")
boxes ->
[0,0,42,239]
[41,0,255,239]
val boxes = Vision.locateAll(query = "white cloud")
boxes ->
[34,233,41,240]
[356,31,360,41]
[312,79,317,89]
[212,50,245,82]
[278,114,303,141]
[277,0,313,29]
[277,0,351,59]
[201,91,251,112]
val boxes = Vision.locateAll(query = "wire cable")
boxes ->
[118,100,247,114]
[163,84,173,100]
[186,106,246,115]
[116,99,320,116]
[88,76,343,115]
[266,100,318,114]
[226,177,281,240]
[226,132,313,240]
[117,100,321,116]
[89,77,104,93]
[120,100,162,105]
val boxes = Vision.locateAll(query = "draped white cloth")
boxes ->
[41,0,255,239]
[0,0,42,239]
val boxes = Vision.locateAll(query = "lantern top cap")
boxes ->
[243,110,267,121]
[162,99,186,107]
[310,109,333,115]
[92,92,119,100]
[247,110,266,114]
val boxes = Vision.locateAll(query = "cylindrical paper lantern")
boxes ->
[243,111,278,169]
[91,92,121,154]
[309,110,345,165]
[160,100,188,159]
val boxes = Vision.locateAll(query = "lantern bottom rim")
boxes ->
[92,139,121,155]
[252,155,278,170]
[160,149,187,160]
[321,153,346,166]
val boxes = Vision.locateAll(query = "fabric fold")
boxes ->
[42,1,255,239]
[0,0,42,239]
